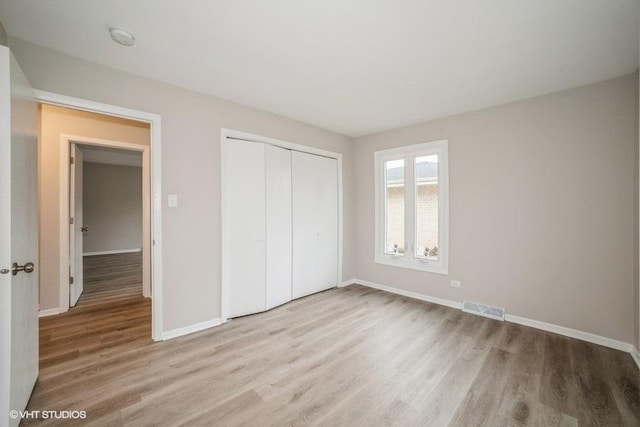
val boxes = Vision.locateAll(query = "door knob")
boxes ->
[12,262,35,276]
[81,226,88,233]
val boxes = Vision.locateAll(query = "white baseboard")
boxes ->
[347,279,638,365]
[504,314,634,354]
[352,279,462,310]
[339,279,357,288]
[161,318,222,340]
[84,248,142,256]
[39,307,62,317]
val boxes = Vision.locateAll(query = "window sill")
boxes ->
[375,254,448,275]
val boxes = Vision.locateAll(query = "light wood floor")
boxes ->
[27,284,638,426]
[79,252,142,307]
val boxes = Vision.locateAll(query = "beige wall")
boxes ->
[354,74,637,344]
[83,162,142,254]
[39,104,150,310]
[12,37,354,332]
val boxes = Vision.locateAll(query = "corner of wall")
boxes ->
[344,134,357,281]
[0,20,7,47]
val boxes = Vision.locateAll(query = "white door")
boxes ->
[265,145,292,310]
[69,144,84,306]
[292,151,338,299]
[226,139,266,317]
[0,47,39,427]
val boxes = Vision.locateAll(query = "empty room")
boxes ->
[0,1,638,426]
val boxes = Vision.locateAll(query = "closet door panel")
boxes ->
[226,139,266,317]
[265,145,292,309]
[292,151,338,299]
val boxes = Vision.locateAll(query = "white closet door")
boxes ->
[226,139,266,317]
[265,145,292,309]
[292,151,338,299]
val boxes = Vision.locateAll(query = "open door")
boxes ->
[0,47,39,426]
[69,143,84,306]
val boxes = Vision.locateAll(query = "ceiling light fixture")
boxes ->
[109,28,135,47]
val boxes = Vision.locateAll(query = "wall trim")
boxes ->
[83,248,142,256]
[161,318,222,341]
[345,279,639,364]
[38,308,62,318]
[353,279,462,310]
[505,313,633,354]
[339,279,357,288]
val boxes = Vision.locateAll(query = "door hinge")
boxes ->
[70,156,75,165]
[69,276,74,285]
[70,217,74,225]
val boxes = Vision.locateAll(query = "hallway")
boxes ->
[79,252,143,307]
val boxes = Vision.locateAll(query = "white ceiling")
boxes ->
[79,145,142,167]
[1,0,638,137]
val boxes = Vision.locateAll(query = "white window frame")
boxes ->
[374,140,449,274]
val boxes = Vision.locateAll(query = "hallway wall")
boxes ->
[83,162,143,254]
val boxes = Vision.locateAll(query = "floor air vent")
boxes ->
[462,300,505,321]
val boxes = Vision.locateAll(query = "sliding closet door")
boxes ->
[226,139,266,317]
[265,145,292,309]
[292,151,338,299]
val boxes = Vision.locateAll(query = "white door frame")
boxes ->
[220,128,343,323]
[61,135,152,305]
[68,142,84,307]
[35,90,163,342]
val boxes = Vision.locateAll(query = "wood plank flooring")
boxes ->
[79,252,142,306]
[26,285,639,426]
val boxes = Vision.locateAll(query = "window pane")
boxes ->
[415,155,438,260]
[385,159,405,255]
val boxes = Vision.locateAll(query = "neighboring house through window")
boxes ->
[374,140,449,274]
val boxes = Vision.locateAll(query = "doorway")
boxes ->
[36,99,163,341]
[64,137,151,309]
[69,143,147,308]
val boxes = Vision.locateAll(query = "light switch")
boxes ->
[168,194,178,208]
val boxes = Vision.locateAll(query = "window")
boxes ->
[384,159,405,255]
[375,140,449,274]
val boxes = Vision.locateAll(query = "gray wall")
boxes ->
[9,37,354,332]
[0,21,6,46]
[83,162,142,254]
[353,74,637,344]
